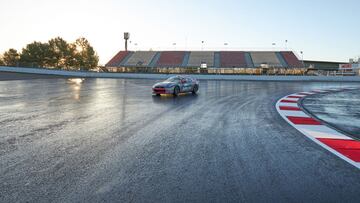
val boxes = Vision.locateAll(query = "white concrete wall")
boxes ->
[1,66,360,82]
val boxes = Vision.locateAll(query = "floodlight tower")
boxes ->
[124,32,130,51]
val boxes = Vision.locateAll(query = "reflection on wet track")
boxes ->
[1,78,360,202]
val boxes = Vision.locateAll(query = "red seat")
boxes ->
[220,51,247,67]
[281,52,303,68]
[157,51,185,67]
[106,51,130,67]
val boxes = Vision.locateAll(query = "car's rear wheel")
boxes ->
[173,86,180,96]
[192,85,199,94]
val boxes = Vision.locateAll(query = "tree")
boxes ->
[2,49,20,67]
[64,43,77,69]
[20,41,51,68]
[0,55,4,66]
[2,36,99,70]
[73,37,99,70]
[48,37,74,69]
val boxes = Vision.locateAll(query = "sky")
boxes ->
[0,0,359,65]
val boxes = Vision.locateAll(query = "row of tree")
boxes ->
[0,37,99,71]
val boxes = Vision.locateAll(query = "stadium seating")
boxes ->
[220,51,247,68]
[214,52,221,68]
[157,51,185,67]
[281,51,303,68]
[244,52,254,68]
[181,52,191,66]
[250,52,283,67]
[105,51,303,69]
[106,51,131,67]
[187,51,214,67]
[275,52,289,67]
[149,52,161,67]
[125,51,158,66]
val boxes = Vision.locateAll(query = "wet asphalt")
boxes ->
[1,78,360,203]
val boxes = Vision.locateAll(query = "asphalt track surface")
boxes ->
[1,78,360,202]
[302,90,360,140]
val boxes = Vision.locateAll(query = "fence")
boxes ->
[1,66,360,82]
[105,66,308,76]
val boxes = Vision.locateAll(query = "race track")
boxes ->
[1,78,360,202]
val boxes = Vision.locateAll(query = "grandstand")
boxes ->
[187,51,215,67]
[106,51,132,67]
[124,51,158,67]
[106,50,304,71]
[156,51,186,67]
[220,51,247,68]
[281,51,303,68]
[250,52,283,67]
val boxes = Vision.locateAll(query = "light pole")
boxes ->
[173,43,176,50]
[272,43,276,51]
[201,41,204,51]
[224,43,228,50]
[124,32,130,51]
[300,51,304,67]
[285,40,288,50]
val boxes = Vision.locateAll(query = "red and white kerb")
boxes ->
[276,87,360,169]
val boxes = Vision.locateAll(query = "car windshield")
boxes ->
[165,77,180,82]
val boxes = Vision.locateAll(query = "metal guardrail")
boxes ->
[313,70,358,76]
[1,66,359,82]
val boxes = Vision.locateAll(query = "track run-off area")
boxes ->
[1,78,360,202]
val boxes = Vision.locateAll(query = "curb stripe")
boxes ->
[290,94,306,97]
[298,92,314,95]
[287,96,303,99]
[318,138,360,162]
[287,116,322,125]
[284,98,300,102]
[281,111,309,117]
[280,99,298,103]
[317,138,360,149]
[279,102,299,107]
[276,87,360,169]
[298,125,353,140]
[279,106,301,111]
